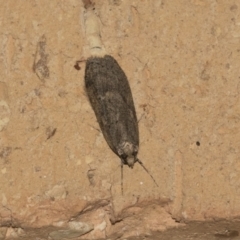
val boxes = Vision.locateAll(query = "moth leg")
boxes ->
[137,113,144,123]
[74,58,86,70]
[137,158,159,187]
[121,159,124,195]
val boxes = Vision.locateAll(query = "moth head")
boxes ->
[125,156,136,168]
[118,142,138,168]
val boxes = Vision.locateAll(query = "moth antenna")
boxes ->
[137,158,159,187]
[121,161,123,195]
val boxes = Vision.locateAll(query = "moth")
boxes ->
[84,55,158,192]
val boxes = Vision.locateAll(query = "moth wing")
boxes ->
[85,55,139,156]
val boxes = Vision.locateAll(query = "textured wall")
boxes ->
[0,0,240,238]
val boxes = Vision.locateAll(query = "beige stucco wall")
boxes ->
[0,0,240,238]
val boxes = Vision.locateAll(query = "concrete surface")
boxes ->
[1,220,240,239]
[0,0,240,239]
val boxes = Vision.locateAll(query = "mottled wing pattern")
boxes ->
[84,55,139,156]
